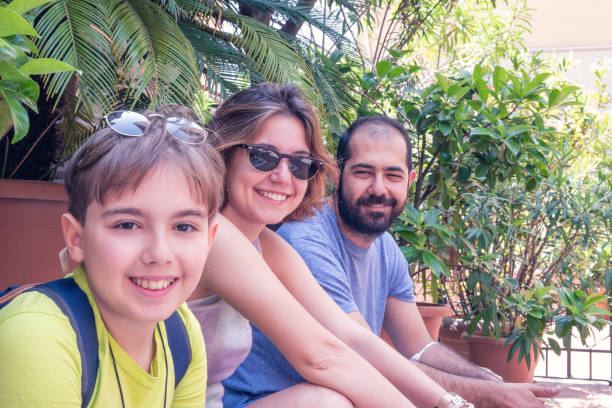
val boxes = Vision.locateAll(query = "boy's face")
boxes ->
[63,163,217,333]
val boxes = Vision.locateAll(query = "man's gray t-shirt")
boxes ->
[222,204,415,407]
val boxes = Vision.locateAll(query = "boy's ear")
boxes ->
[208,221,219,248]
[61,213,85,263]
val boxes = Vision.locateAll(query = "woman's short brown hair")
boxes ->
[65,105,225,224]
[207,82,335,222]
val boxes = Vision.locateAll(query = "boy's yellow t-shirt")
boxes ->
[0,267,207,407]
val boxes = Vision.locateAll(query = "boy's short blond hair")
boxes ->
[65,105,225,224]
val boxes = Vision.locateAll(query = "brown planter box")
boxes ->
[0,179,69,288]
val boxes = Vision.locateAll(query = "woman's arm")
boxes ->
[197,215,416,408]
[258,227,448,408]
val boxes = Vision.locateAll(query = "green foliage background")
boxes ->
[1,0,610,363]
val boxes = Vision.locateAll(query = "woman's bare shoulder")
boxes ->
[259,227,307,273]
[193,214,264,298]
[259,226,285,246]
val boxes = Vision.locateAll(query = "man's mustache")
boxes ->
[356,194,397,208]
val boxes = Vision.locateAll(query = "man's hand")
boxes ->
[479,382,561,408]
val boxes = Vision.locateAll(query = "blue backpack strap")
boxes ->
[164,310,191,387]
[30,279,98,408]
[3,279,189,401]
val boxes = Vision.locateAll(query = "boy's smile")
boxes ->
[63,163,217,336]
[130,277,176,292]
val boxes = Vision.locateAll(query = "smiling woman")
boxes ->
[221,113,314,240]
[187,83,447,408]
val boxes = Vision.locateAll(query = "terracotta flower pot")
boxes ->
[0,179,69,288]
[439,318,469,359]
[416,302,453,341]
[464,332,539,383]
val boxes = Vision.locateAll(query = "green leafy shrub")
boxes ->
[348,49,611,364]
[0,0,74,144]
[448,177,611,366]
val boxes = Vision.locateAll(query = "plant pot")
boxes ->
[464,332,539,383]
[439,318,469,359]
[416,302,453,341]
[0,179,69,288]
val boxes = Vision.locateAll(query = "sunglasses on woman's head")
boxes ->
[104,110,207,145]
[236,144,323,181]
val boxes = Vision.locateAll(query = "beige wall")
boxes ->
[517,0,612,90]
[522,0,612,49]
[358,1,612,90]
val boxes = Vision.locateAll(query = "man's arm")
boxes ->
[416,343,502,381]
[383,298,501,382]
[413,361,560,408]
[383,297,561,408]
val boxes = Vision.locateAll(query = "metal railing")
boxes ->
[535,325,612,385]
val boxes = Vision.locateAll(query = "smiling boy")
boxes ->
[0,108,224,407]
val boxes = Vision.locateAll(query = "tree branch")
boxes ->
[280,0,316,37]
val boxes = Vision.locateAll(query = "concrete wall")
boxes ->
[519,0,612,91]
[356,1,612,90]
[522,0,612,48]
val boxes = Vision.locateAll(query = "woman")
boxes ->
[188,83,446,408]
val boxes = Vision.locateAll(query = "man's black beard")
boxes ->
[337,177,405,239]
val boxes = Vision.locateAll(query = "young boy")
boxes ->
[0,108,225,407]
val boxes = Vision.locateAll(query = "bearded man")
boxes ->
[224,116,561,408]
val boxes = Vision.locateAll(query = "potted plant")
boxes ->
[0,0,77,288]
[391,204,454,340]
[348,48,612,367]
[446,175,611,382]
[357,60,577,335]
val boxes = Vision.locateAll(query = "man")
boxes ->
[225,116,561,407]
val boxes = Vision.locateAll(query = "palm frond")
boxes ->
[34,0,117,112]
[157,0,180,18]
[33,0,202,153]
[179,1,321,112]
[33,0,117,155]
[181,23,256,98]
[55,77,101,159]
[233,14,317,85]
[112,0,201,107]
[292,40,359,125]
[240,0,352,48]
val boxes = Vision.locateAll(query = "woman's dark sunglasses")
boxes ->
[236,144,323,181]
[105,110,207,144]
